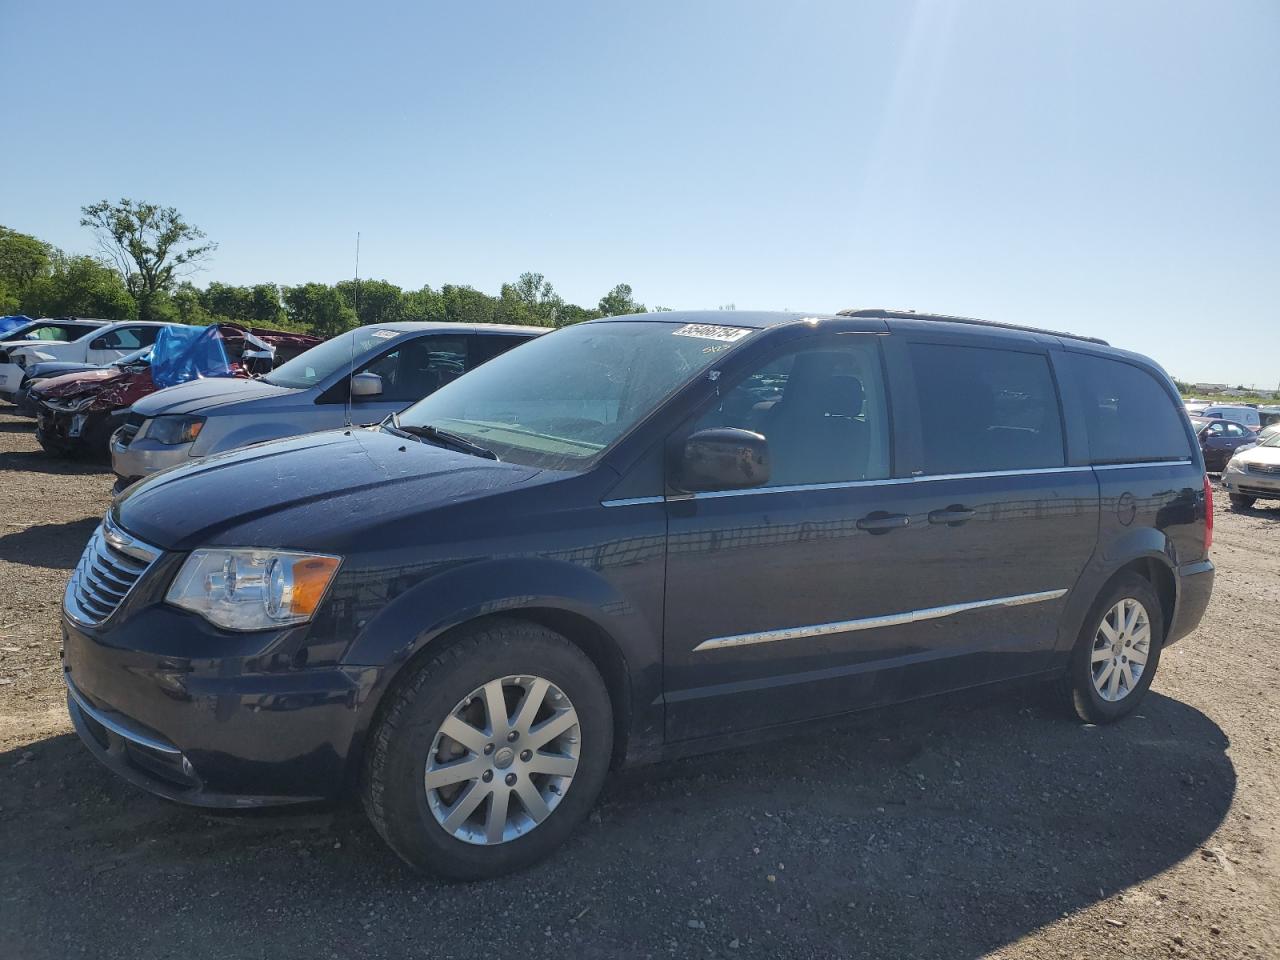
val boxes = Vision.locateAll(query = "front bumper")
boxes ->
[1222,463,1280,500]
[1166,559,1214,646]
[110,432,195,484]
[62,605,379,807]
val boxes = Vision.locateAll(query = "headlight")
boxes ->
[146,415,205,445]
[165,549,341,631]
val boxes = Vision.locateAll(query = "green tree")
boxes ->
[21,253,136,321]
[597,282,646,317]
[554,303,599,326]
[283,283,356,337]
[440,284,498,325]
[0,226,53,294]
[335,278,404,326]
[400,285,447,322]
[80,199,217,321]
[248,284,286,326]
[497,271,562,326]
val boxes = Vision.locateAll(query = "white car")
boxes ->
[1190,403,1262,432]
[0,318,109,399]
[0,320,169,401]
[1221,431,1280,509]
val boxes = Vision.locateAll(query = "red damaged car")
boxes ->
[33,323,322,458]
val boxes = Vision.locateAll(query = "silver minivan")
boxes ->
[110,322,544,490]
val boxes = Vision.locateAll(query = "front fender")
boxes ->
[340,554,663,762]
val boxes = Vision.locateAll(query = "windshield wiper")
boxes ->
[387,414,498,460]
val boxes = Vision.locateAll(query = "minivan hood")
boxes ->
[133,376,292,417]
[114,428,541,551]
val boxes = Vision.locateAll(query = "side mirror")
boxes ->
[350,371,384,399]
[89,336,107,350]
[676,427,769,492]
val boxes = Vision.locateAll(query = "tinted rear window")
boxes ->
[1065,353,1191,463]
[909,342,1065,474]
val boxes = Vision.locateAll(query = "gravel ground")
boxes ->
[1,408,1277,960]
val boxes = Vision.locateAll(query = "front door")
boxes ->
[663,332,923,741]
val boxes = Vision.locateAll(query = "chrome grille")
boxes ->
[64,516,161,626]
[1248,462,1280,475]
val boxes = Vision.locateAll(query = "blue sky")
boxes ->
[3,1,1278,385]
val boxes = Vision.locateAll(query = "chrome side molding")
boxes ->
[692,588,1069,652]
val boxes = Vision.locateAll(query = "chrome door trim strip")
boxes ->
[683,466,1092,501]
[692,588,1069,652]
[1092,460,1193,470]
[600,495,666,508]
[601,460,1192,506]
[64,674,182,755]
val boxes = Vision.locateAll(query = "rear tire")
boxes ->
[362,618,612,880]
[1229,493,1256,510]
[1062,573,1164,724]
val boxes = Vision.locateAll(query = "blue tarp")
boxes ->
[0,316,33,335]
[150,324,234,389]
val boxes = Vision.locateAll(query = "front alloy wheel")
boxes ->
[425,675,581,845]
[362,619,612,879]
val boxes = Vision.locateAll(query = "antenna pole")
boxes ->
[344,231,360,429]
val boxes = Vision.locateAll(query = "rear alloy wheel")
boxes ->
[1064,573,1163,723]
[362,619,612,879]
[1089,598,1151,703]
[1229,493,1256,510]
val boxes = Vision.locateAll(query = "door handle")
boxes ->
[856,512,910,533]
[928,505,976,526]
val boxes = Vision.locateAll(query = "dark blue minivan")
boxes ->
[60,309,1214,878]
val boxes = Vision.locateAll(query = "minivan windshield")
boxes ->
[264,327,400,389]
[394,320,755,469]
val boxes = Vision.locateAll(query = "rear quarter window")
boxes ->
[1064,353,1192,463]
[908,342,1065,475]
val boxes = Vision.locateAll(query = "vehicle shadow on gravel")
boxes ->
[0,686,1234,960]
[0,449,111,475]
[0,516,99,568]
[0,418,36,432]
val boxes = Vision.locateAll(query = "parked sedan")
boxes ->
[1191,416,1257,472]
[1221,431,1280,508]
[13,352,150,417]
[111,322,543,491]
[0,318,110,399]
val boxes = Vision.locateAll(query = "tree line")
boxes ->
[0,199,662,338]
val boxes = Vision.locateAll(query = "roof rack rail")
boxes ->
[836,307,1109,346]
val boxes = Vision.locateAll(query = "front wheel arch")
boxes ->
[349,607,633,795]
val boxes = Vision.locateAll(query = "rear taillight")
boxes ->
[1203,472,1214,553]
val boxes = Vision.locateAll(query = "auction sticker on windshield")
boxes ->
[672,323,752,342]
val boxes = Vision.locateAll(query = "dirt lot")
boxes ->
[1,408,1277,960]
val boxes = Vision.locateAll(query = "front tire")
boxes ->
[1229,493,1256,510]
[1063,573,1164,723]
[362,618,612,880]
